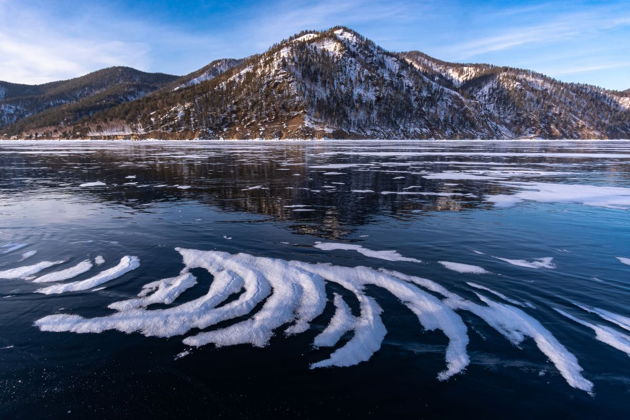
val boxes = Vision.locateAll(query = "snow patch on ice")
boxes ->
[495,257,556,269]
[616,257,630,266]
[314,242,421,263]
[439,261,489,274]
[79,181,106,187]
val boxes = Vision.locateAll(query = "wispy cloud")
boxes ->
[548,62,630,76]
[443,6,630,59]
[232,0,419,51]
[0,2,152,83]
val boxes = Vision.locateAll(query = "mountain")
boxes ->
[0,67,178,134]
[3,27,629,139]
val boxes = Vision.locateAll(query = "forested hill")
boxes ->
[3,27,629,139]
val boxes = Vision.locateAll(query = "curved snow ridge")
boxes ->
[495,256,555,269]
[36,256,139,294]
[35,249,597,392]
[33,260,93,283]
[384,270,593,393]
[0,260,65,279]
[313,293,355,348]
[108,272,197,311]
[314,242,421,263]
[439,261,489,274]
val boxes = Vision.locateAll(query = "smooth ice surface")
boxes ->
[36,256,139,294]
[0,260,65,279]
[314,242,421,263]
[495,257,556,269]
[439,261,489,274]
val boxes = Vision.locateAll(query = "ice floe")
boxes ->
[495,256,555,269]
[36,256,139,294]
[439,261,488,274]
[314,242,421,263]
[95,256,105,265]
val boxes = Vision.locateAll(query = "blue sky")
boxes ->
[1,0,629,90]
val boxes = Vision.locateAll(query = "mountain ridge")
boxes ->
[2,26,629,139]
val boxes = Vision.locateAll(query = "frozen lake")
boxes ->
[1,140,629,418]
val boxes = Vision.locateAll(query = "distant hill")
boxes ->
[2,27,629,139]
[0,67,178,133]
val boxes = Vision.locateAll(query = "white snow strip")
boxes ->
[385,270,593,393]
[79,181,106,187]
[495,257,555,269]
[616,257,630,266]
[466,282,529,307]
[19,250,37,261]
[423,172,501,180]
[108,272,197,311]
[0,260,65,279]
[573,303,630,332]
[314,242,421,263]
[555,308,630,357]
[36,256,139,294]
[1,243,27,254]
[313,293,355,347]
[33,260,93,283]
[439,261,489,274]
[34,249,593,392]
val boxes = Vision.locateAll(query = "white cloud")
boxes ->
[0,3,152,84]
[442,7,630,59]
